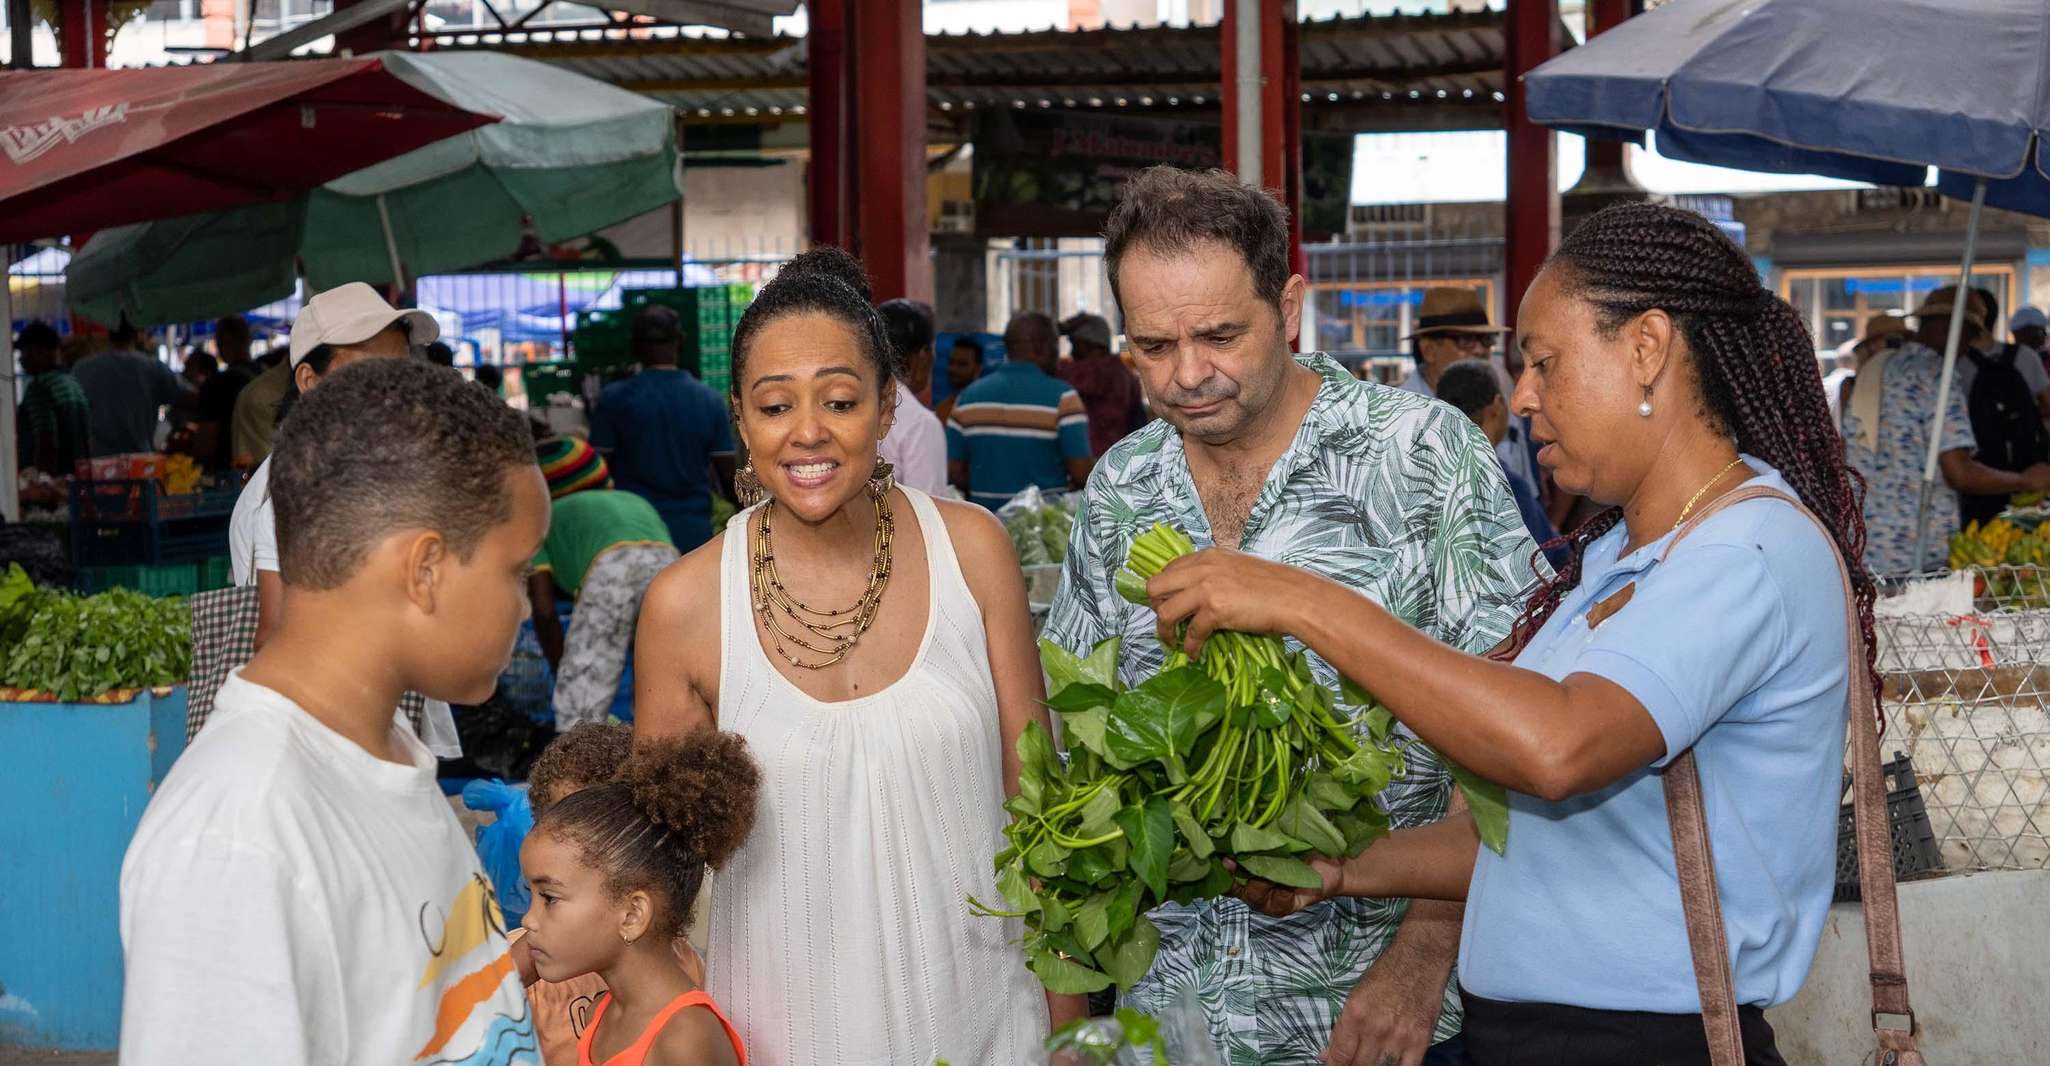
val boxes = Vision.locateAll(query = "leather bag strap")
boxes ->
[1655,484,1923,1065]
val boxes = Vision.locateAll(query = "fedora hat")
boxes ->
[1911,285,1987,333]
[1407,287,1509,340]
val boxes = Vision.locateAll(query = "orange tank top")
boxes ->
[577,989,747,1066]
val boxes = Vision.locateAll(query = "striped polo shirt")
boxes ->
[945,361,1093,509]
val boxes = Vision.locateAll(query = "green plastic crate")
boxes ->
[76,563,199,598]
[523,361,582,405]
[198,556,232,591]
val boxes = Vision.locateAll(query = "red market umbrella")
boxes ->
[0,58,498,244]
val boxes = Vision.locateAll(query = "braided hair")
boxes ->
[1497,202,1879,717]
[731,246,894,397]
[535,730,760,937]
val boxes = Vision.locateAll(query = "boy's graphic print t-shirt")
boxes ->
[120,672,538,1066]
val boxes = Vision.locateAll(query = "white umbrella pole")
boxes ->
[375,195,407,294]
[1911,176,1987,573]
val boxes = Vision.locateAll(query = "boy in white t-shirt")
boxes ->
[121,358,552,1065]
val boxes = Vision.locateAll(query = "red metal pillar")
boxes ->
[805,0,852,250]
[1221,0,1304,277]
[59,0,108,67]
[850,0,930,302]
[1502,0,1559,336]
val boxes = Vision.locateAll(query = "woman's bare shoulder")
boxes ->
[642,529,728,631]
[928,494,1014,566]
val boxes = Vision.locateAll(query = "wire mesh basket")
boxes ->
[1873,566,2050,874]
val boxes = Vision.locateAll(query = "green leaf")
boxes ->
[1047,682,1115,718]
[1450,759,1511,855]
[1333,805,1390,856]
[1363,705,1397,744]
[1077,784,1124,837]
[1273,792,1348,857]
[1037,891,1070,932]
[1237,853,1323,889]
[1304,771,1361,814]
[1339,673,1376,707]
[1334,742,1404,795]
[1166,850,1210,882]
[1113,796,1175,901]
[1027,839,1071,878]
[1015,721,1057,811]
[1170,800,1214,859]
[1040,638,1089,696]
[1031,950,1114,995]
[1114,1006,1161,1046]
[1105,880,1142,944]
[1133,665,1226,749]
[1081,637,1122,690]
[996,863,1040,914]
[1067,843,1120,886]
[1097,914,1161,990]
[1060,708,1110,762]
[1073,892,1112,951]
[1228,821,1297,854]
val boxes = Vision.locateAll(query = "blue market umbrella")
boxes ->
[1525,0,2050,571]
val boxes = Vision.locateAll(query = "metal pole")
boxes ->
[1910,176,1987,573]
[1232,0,1262,185]
[2,243,18,521]
[375,194,406,295]
[8,0,32,68]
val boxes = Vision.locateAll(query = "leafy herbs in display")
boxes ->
[1005,500,1075,566]
[974,524,1508,993]
[0,566,192,701]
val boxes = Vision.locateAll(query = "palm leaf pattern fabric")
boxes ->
[1042,353,1544,1063]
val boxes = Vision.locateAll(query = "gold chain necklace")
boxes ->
[1673,455,1748,531]
[750,484,895,670]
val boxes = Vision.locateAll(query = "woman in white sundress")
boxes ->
[633,247,1075,1064]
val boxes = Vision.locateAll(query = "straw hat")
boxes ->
[1855,313,1910,353]
[1407,287,1509,340]
[1911,285,1988,332]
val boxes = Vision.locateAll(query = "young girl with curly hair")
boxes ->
[519,730,760,1066]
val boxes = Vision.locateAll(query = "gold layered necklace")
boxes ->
[750,482,896,670]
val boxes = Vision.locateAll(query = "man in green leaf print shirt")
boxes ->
[1043,167,1543,1065]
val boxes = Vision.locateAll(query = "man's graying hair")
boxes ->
[1102,166,1292,314]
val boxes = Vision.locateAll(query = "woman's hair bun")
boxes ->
[774,245,873,304]
[625,731,761,869]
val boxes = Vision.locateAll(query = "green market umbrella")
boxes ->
[68,50,681,325]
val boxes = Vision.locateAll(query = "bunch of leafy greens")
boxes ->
[1006,501,1076,566]
[0,563,44,649]
[1,572,192,701]
[975,524,1507,994]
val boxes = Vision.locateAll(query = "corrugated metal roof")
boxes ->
[423,9,1551,131]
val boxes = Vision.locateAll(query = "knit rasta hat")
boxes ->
[537,436,612,499]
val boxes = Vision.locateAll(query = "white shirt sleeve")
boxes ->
[120,833,330,1066]
[883,382,952,496]
[2016,344,2050,396]
[251,493,280,574]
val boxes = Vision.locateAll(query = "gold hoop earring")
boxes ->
[735,461,767,508]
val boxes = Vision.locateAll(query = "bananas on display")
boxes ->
[1950,518,2050,607]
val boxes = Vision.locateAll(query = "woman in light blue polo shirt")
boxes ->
[1145,203,1874,1065]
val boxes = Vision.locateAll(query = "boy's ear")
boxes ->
[403,530,449,614]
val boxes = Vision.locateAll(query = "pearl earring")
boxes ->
[1638,389,1654,418]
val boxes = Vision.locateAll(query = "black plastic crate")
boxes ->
[1833,752,1944,902]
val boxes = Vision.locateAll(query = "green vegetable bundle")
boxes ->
[977,524,1505,995]
[1,567,192,702]
[1005,501,1075,566]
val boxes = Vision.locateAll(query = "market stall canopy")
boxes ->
[67,50,682,327]
[1523,0,2050,213]
[0,59,498,244]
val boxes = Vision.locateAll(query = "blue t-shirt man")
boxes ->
[589,307,736,550]
[945,314,1094,510]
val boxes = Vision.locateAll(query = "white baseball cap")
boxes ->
[289,282,439,367]
[2010,306,2048,333]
